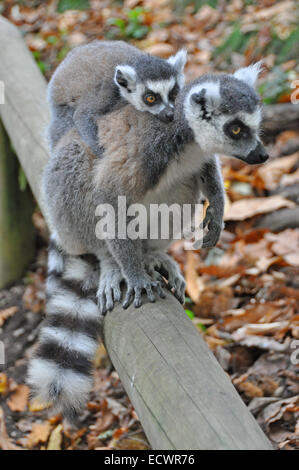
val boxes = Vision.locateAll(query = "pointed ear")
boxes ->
[167,49,187,75]
[234,61,263,88]
[190,83,221,113]
[114,65,137,91]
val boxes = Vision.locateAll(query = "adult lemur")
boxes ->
[28,63,268,418]
[48,40,187,156]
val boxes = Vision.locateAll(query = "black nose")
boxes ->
[158,108,174,123]
[165,110,174,122]
[246,142,269,165]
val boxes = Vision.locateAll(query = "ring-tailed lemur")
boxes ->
[47,40,187,156]
[28,64,268,420]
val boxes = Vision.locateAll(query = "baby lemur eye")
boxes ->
[232,125,241,135]
[144,92,160,106]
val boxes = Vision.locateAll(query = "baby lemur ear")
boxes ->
[167,49,187,75]
[233,61,263,88]
[114,65,137,92]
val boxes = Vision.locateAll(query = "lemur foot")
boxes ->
[97,259,123,314]
[122,273,165,310]
[145,252,185,304]
[201,206,222,248]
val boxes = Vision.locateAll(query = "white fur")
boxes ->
[63,257,90,282]
[27,358,93,409]
[48,249,64,273]
[167,49,187,76]
[114,64,137,90]
[40,327,98,357]
[234,61,263,88]
[47,291,99,320]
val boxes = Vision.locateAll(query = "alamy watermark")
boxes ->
[95,196,205,250]
[0,81,4,105]
[0,341,5,365]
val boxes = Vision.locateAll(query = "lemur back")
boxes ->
[47,40,187,153]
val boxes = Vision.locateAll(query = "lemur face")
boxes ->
[184,63,268,165]
[114,50,187,123]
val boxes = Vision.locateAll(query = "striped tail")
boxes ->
[27,235,101,421]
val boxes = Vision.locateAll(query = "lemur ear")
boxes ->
[167,49,187,74]
[190,82,221,112]
[233,61,263,88]
[114,65,137,91]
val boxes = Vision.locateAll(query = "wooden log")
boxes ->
[0,15,50,215]
[0,15,272,450]
[263,103,299,135]
[0,122,35,288]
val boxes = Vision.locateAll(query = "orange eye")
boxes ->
[146,95,156,104]
[232,126,241,135]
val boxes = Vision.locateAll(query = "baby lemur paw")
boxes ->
[97,265,123,314]
[145,252,185,305]
[202,206,223,248]
[122,273,165,310]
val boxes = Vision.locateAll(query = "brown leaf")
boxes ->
[47,424,63,450]
[26,422,52,449]
[224,196,295,221]
[7,384,29,412]
[0,306,18,326]
[0,406,22,450]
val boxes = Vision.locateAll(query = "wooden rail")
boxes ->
[0,15,272,450]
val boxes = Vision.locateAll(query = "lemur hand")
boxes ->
[122,271,165,309]
[201,205,223,248]
[97,258,123,314]
[145,252,185,304]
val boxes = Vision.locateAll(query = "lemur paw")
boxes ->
[122,273,165,310]
[145,252,185,304]
[97,264,123,314]
[202,207,222,248]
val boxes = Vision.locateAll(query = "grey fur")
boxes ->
[44,68,268,313]
[47,40,186,155]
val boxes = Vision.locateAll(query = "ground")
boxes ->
[0,0,298,451]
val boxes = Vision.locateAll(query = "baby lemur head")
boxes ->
[183,63,268,165]
[114,50,187,123]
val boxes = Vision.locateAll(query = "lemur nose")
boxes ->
[165,110,174,121]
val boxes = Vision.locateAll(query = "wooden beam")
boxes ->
[0,15,272,450]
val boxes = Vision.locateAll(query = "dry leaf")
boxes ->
[26,422,52,449]
[0,406,22,450]
[0,306,18,327]
[47,424,63,450]
[7,384,29,412]
[0,374,8,395]
[224,196,295,221]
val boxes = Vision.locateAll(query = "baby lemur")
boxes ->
[47,40,187,156]
[28,63,268,419]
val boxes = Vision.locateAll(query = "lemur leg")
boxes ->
[145,251,185,304]
[198,156,225,249]
[104,238,165,309]
[97,256,123,314]
[73,97,102,158]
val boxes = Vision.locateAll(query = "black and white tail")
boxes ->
[27,235,101,421]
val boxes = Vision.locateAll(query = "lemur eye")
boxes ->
[232,126,241,135]
[146,94,156,104]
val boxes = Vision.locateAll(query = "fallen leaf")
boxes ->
[0,374,8,395]
[26,422,52,449]
[224,196,295,221]
[47,424,63,450]
[7,384,29,412]
[0,406,22,450]
[0,306,18,326]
